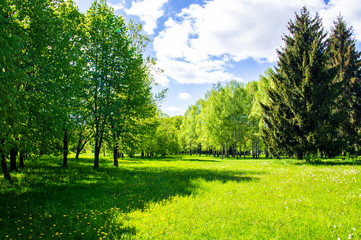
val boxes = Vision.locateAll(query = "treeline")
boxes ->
[1,0,161,180]
[152,8,361,161]
[154,76,270,159]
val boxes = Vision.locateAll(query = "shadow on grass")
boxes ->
[0,156,262,239]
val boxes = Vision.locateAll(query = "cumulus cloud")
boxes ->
[179,92,192,100]
[107,1,124,11]
[152,0,361,85]
[125,0,168,35]
[165,106,186,116]
[319,0,361,40]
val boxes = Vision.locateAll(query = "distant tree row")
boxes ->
[174,76,270,159]
[1,0,160,180]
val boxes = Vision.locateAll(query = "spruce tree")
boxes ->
[262,7,337,160]
[328,16,361,156]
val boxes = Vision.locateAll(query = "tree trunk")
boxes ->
[265,147,269,158]
[113,143,119,167]
[252,136,255,159]
[256,137,259,159]
[141,151,144,158]
[10,148,17,171]
[221,144,224,159]
[244,142,246,159]
[94,122,103,168]
[1,139,11,181]
[19,151,24,169]
[75,149,81,159]
[62,130,68,168]
[298,151,304,161]
[94,145,100,169]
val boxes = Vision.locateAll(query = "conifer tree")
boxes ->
[262,7,338,160]
[328,16,361,156]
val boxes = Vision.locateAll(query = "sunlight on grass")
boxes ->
[1,155,361,239]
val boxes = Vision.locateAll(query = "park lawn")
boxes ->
[1,155,361,239]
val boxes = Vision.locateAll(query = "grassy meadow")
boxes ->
[1,154,361,239]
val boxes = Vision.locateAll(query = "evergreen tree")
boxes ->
[262,7,338,160]
[328,16,361,156]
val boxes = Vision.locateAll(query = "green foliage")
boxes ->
[262,7,339,159]
[328,16,361,155]
[180,81,253,157]
[84,0,157,166]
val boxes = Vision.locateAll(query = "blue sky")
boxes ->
[75,0,361,116]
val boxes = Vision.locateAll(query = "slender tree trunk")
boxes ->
[113,142,119,167]
[1,139,11,181]
[94,131,102,169]
[244,142,246,159]
[342,149,345,160]
[94,144,100,169]
[265,147,269,158]
[19,151,24,169]
[75,149,81,159]
[10,148,17,171]
[221,146,224,159]
[62,130,68,168]
[141,151,144,158]
[94,121,104,168]
[252,136,255,159]
[76,138,82,159]
[256,137,259,159]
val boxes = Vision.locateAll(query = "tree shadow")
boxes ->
[0,158,263,239]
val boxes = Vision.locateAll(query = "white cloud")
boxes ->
[179,92,192,100]
[125,0,168,35]
[107,1,124,11]
[319,0,361,40]
[153,0,361,85]
[164,106,186,116]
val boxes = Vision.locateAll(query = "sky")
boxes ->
[75,0,361,116]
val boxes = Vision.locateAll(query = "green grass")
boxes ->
[1,154,361,239]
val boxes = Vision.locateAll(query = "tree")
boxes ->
[328,16,361,157]
[1,0,20,179]
[250,69,274,158]
[46,0,85,167]
[262,7,338,160]
[198,82,250,158]
[154,116,180,156]
[179,103,201,155]
[84,0,156,167]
